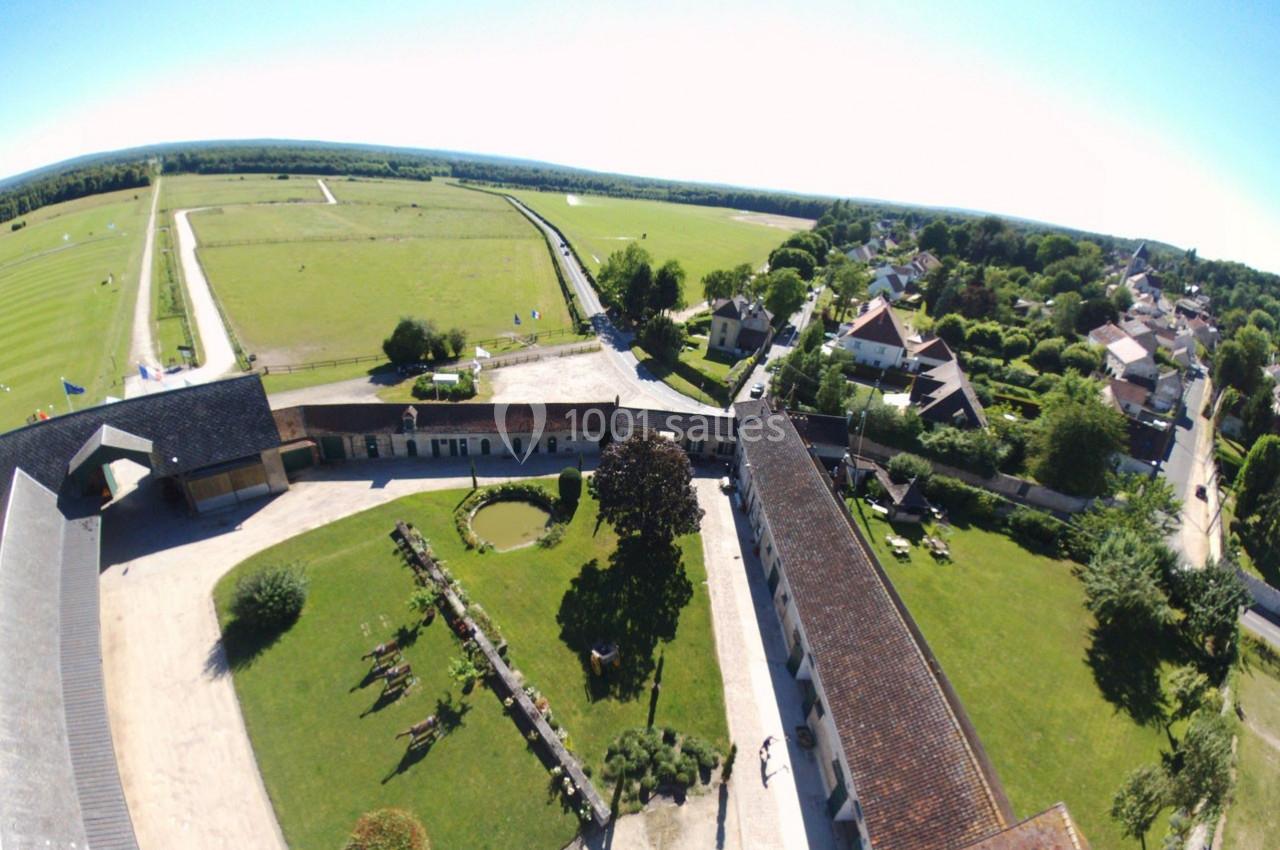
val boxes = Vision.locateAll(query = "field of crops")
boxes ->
[0,187,152,430]
[501,187,812,306]
[189,179,572,366]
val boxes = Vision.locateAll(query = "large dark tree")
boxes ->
[1029,371,1127,496]
[768,246,817,280]
[1077,529,1173,633]
[637,315,685,365]
[763,268,806,323]
[382,317,436,364]
[651,259,686,313]
[590,433,703,542]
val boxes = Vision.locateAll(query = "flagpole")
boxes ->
[61,377,74,412]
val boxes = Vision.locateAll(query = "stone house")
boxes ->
[709,296,772,356]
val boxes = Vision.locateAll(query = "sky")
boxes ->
[2,0,1279,271]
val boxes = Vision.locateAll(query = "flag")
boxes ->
[531,309,541,320]
[139,364,152,381]
[513,313,522,325]
[62,379,86,395]
[475,345,492,359]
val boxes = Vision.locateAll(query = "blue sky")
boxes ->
[2,0,1278,270]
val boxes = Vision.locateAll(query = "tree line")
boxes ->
[0,162,151,224]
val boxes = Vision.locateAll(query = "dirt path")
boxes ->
[99,455,584,850]
[126,179,162,375]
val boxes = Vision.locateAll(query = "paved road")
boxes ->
[1162,369,1219,567]
[506,197,721,415]
[1243,609,1280,652]
[734,290,821,404]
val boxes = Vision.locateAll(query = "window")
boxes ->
[364,435,380,458]
[480,438,491,455]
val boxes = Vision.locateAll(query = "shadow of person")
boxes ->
[557,538,693,701]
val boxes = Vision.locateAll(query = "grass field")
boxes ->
[502,188,811,307]
[1223,638,1280,850]
[854,508,1175,850]
[0,187,152,430]
[159,173,324,210]
[189,180,572,367]
[213,482,725,849]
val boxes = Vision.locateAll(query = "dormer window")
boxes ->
[402,406,418,433]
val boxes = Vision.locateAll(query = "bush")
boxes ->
[918,426,1001,478]
[1007,506,1065,551]
[383,317,436,365]
[345,808,430,850]
[888,452,932,484]
[638,315,685,365]
[231,564,309,631]
[558,467,582,506]
[924,475,1003,524]
[412,370,476,401]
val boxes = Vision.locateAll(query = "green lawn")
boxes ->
[214,482,725,849]
[1223,638,1280,850]
[629,344,725,407]
[188,180,572,366]
[853,507,1174,850]
[0,187,152,430]
[679,338,738,382]
[503,188,809,307]
[159,173,325,210]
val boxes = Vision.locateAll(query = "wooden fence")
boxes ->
[393,522,611,827]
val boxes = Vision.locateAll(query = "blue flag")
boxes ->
[513,313,522,325]
[531,309,541,320]
[62,379,86,395]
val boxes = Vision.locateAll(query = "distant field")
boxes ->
[0,187,151,430]
[189,179,572,366]
[502,187,811,306]
[159,173,323,210]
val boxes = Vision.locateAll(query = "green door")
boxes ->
[319,436,346,461]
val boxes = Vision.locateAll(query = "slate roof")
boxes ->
[910,336,955,362]
[736,327,769,351]
[874,466,931,512]
[963,803,1090,850]
[711,295,772,325]
[734,400,1007,850]
[845,299,908,349]
[0,375,279,521]
[1125,416,1173,464]
[287,402,619,437]
[910,360,988,428]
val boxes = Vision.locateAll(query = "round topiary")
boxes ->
[345,808,429,850]
[230,563,309,632]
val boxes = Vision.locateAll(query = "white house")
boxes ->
[709,296,772,356]
[837,297,909,369]
[1105,336,1158,381]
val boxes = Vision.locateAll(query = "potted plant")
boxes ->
[407,586,440,624]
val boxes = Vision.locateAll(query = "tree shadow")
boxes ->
[557,538,693,700]
[205,618,285,678]
[395,623,422,650]
[1085,624,1169,726]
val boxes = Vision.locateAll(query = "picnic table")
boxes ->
[884,534,911,558]
[922,535,951,559]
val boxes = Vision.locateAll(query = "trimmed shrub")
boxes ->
[1007,506,1065,551]
[558,467,583,506]
[231,563,309,631]
[887,452,932,484]
[412,370,475,401]
[924,475,1002,524]
[344,808,429,850]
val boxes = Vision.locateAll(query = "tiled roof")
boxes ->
[0,375,279,521]
[963,803,1090,850]
[1106,379,1150,410]
[735,401,1007,850]
[1107,336,1150,365]
[1087,323,1128,346]
[846,300,908,349]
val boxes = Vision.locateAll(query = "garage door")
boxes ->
[188,463,270,512]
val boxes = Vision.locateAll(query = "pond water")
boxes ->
[471,500,552,551]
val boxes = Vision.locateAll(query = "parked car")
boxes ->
[749,383,765,398]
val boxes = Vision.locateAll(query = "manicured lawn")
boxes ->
[629,344,726,407]
[1223,639,1280,850]
[679,338,738,383]
[188,180,572,366]
[159,173,325,210]
[504,188,808,307]
[214,482,725,849]
[853,507,1174,850]
[0,187,152,430]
